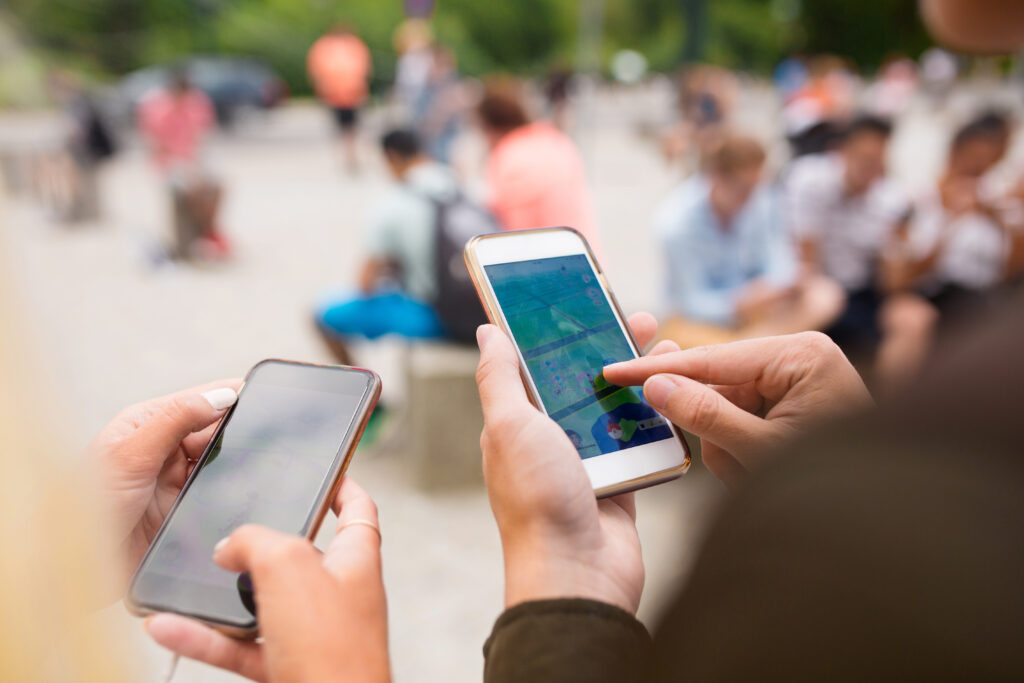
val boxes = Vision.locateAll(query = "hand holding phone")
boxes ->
[126,360,380,637]
[143,477,390,682]
[465,227,691,496]
[89,379,243,601]
[474,312,675,613]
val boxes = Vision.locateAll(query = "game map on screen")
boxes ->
[485,254,673,459]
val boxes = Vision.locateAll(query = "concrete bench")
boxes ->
[404,342,485,491]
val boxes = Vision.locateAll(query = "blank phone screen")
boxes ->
[485,254,673,459]
[130,361,375,627]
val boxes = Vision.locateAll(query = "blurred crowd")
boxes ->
[654,54,1024,393]
[301,25,1024,397]
[12,20,1024,399]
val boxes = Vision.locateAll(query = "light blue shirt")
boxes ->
[654,176,796,326]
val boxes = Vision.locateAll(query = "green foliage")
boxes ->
[604,0,686,73]
[797,0,932,69]
[433,0,574,75]
[5,0,939,97]
[708,0,795,72]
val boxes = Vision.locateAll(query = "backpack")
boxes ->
[429,191,501,344]
[80,97,117,161]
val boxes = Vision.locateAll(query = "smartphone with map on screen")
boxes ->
[464,227,691,497]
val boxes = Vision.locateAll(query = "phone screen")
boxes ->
[485,254,673,459]
[129,361,376,627]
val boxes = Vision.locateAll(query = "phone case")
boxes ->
[463,226,691,498]
[124,359,382,639]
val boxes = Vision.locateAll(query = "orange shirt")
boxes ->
[486,122,602,255]
[307,34,372,108]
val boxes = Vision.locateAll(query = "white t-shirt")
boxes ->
[907,191,1009,291]
[786,153,909,291]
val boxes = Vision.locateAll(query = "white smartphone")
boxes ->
[465,227,691,496]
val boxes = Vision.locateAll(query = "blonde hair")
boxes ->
[0,217,130,680]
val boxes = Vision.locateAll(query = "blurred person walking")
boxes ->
[476,78,602,255]
[308,25,373,172]
[42,72,117,224]
[412,45,465,164]
[784,56,857,158]
[391,19,434,122]
[655,135,843,348]
[785,115,936,388]
[542,65,575,131]
[314,129,496,364]
[661,64,737,168]
[138,69,229,262]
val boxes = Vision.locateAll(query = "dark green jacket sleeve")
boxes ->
[483,598,653,683]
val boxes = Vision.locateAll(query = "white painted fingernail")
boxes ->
[202,388,237,411]
[213,537,230,554]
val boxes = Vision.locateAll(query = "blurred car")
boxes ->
[115,56,288,128]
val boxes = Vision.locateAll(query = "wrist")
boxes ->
[502,538,640,615]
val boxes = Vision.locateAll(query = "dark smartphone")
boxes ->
[126,359,381,637]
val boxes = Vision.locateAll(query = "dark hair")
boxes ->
[380,129,421,159]
[951,110,1011,151]
[842,114,893,142]
[476,78,530,132]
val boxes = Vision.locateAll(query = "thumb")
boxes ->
[123,387,237,471]
[475,325,532,423]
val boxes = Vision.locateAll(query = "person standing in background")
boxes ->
[308,25,373,172]
[475,78,603,256]
[138,69,228,262]
[412,45,465,164]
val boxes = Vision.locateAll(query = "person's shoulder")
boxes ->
[138,88,169,109]
[655,177,708,239]
[787,153,840,193]
[407,161,460,198]
[746,185,782,221]
[504,122,576,158]
[869,176,910,214]
[188,89,214,108]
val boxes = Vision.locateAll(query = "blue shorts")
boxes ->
[316,291,444,340]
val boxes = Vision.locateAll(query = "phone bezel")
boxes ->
[464,226,691,497]
[124,359,381,639]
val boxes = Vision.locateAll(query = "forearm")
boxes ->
[484,599,652,683]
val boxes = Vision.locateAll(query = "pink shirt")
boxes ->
[486,122,602,255]
[138,89,215,169]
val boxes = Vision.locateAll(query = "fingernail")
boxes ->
[476,324,494,349]
[202,387,237,411]
[644,375,675,409]
[213,537,230,554]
